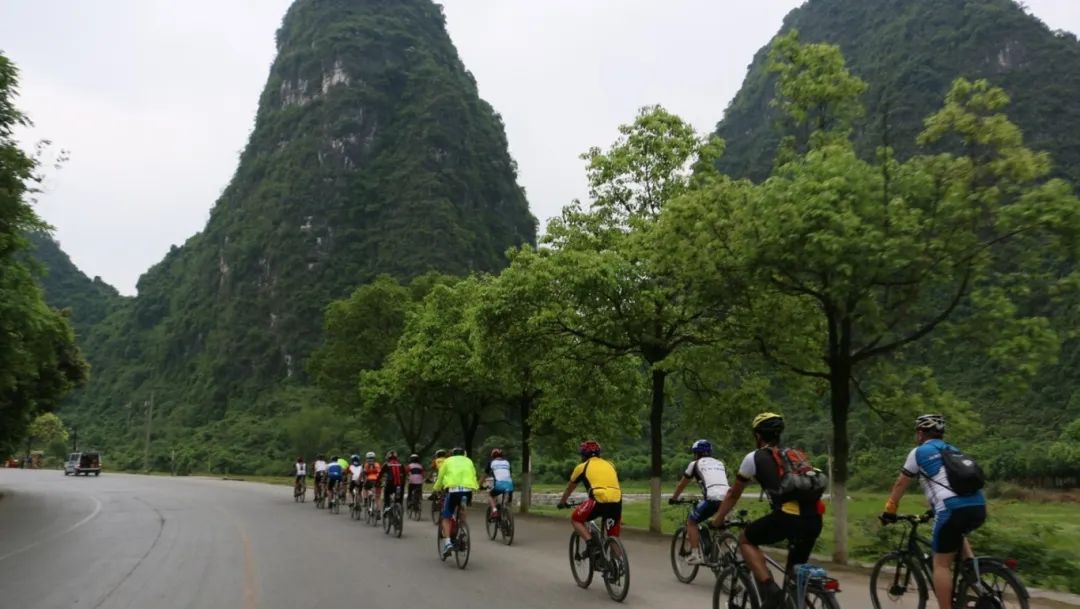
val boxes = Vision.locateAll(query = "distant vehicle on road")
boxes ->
[64,452,101,476]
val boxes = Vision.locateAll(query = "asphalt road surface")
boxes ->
[0,469,1061,609]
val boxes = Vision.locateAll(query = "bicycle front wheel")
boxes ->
[870,552,928,609]
[958,560,1029,609]
[671,526,700,583]
[713,567,758,609]
[603,536,630,602]
[454,522,471,569]
[712,531,739,572]
[569,532,594,589]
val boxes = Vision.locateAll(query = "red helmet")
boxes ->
[490,448,504,459]
[579,440,602,457]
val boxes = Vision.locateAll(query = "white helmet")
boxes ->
[915,414,945,433]
[365,451,376,460]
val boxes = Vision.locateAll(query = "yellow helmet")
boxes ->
[752,412,784,433]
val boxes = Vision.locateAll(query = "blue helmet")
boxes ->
[691,439,712,456]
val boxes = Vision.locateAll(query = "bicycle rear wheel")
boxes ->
[804,586,841,609]
[501,509,514,546]
[958,560,1029,609]
[603,536,630,602]
[485,506,498,540]
[870,552,928,609]
[383,506,392,534]
[430,496,440,524]
[671,526,700,583]
[569,532,594,589]
[713,567,758,609]
[393,504,403,538]
[454,522,471,569]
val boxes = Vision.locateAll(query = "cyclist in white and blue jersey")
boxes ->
[881,414,986,609]
[669,439,730,566]
[485,448,513,521]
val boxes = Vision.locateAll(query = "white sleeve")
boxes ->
[737,452,756,481]
[684,461,696,479]
[902,448,919,477]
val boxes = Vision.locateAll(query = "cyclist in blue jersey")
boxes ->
[484,448,513,521]
[881,414,987,609]
[326,455,345,502]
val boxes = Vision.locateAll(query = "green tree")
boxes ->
[522,106,730,532]
[664,34,1080,561]
[0,52,88,455]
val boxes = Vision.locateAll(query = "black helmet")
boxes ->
[752,412,785,434]
[451,447,465,456]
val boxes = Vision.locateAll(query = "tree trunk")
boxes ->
[649,368,667,533]
[460,412,480,458]
[829,332,852,563]
[520,395,532,514]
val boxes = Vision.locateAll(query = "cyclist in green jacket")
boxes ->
[433,447,479,558]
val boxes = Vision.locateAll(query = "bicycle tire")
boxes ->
[501,509,514,546]
[485,506,498,540]
[569,532,594,589]
[603,536,630,602]
[712,531,739,571]
[454,522,471,569]
[805,586,841,609]
[671,525,700,583]
[437,527,448,561]
[713,566,758,609]
[430,497,440,525]
[383,506,392,534]
[870,552,928,609]
[958,560,1029,609]
[393,504,403,538]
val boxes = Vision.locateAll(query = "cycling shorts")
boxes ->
[328,478,341,490]
[572,499,622,537]
[933,505,986,553]
[383,484,404,504]
[490,480,514,496]
[689,499,721,523]
[441,491,472,519]
[314,471,327,482]
[745,511,822,573]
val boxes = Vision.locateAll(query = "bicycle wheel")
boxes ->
[870,552,928,609]
[671,526,700,583]
[713,567,758,609]
[958,560,1030,609]
[350,500,360,520]
[712,531,739,571]
[437,527,448,561]
[501,509,514,546]
[430,497,440,524]
[603,536,630,602]
[393,504,403,538]
[454,522,471,569]
[300,483,306,503]
[569,532,594,589]
[383,506,392,534]
[485,506,498,540]
[804,586,842,609]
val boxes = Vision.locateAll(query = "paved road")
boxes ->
[0,470,1059,609]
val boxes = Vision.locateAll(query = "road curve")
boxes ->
[0,469,1056,609]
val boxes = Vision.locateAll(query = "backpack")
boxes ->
[936,447,985,496]
[766,447,828,503]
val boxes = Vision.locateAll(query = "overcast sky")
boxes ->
[2,1,1078,295]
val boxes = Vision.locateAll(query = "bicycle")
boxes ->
[711,515,840,609]
[435,493,471,569]
[383,488,404,538]
[314,476,327,509]
[871,513,1028,609]
[294,476,306,503]
[669,498,741,583]
[363,491,377,526]
[350,487,363,521]
[328,481,340,514]
[484,487,515,546]
[407,485,423,521]
[562,500,630,603]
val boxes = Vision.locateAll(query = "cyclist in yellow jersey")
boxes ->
[557,440,622,563]
[433,447,479,558]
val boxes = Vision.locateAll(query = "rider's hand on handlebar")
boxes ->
[557,501,569,510]
[668,497,679,505]
[879,511,898,525]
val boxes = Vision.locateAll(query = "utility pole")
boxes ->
[171,448,176,476]
[72,427,77,453]
[125,402,132,431]
[142,393,154,472]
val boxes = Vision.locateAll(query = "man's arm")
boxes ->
[881,472,913,522]
[710,477,748,526]
[669,476,692,503]
[559,481,579,506]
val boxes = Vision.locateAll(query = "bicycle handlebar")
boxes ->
[886,512,935,525]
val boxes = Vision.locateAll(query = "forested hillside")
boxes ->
[27,233,123,338]
[48,0,535,471]
[714,0,1080,485]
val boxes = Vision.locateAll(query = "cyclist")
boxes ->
[433,447,479,558]
[485,448,513,521]
[710,413,823,609]
[881,414,987,609]
[430,449,449,482]
[669,439,730,565]
[406,454,425,512]
[348,454,363,506]
[361,451,381,518]
[379,450,405,517]
[337,454,349,474]
[294,456,307,492]
[326,455,344,505]
[557,440,622,566]
[313,454,328,499]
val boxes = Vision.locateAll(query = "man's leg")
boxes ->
[933,552,955,609]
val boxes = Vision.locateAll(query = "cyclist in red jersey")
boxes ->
[378,450,405,517]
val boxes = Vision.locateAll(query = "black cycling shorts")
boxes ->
[934,505,986,554]
[744,511,823,572]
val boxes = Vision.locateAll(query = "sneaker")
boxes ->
[687,550,705,566]
[441,539,454,558]
[759,579,783,609]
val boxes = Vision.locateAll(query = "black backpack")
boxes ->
[935,447,985,496]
